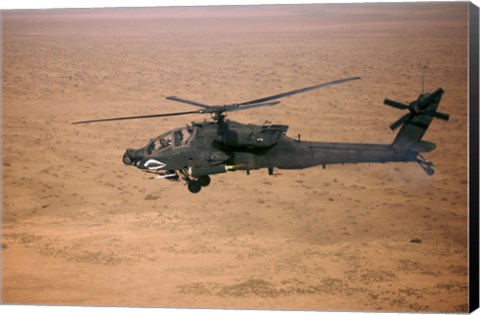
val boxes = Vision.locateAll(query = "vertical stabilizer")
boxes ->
[384,89,447,152]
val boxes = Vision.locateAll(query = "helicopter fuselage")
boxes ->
[74,77,447,193]
[122,118,432,181]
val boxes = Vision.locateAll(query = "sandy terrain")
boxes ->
[1,3,470,312]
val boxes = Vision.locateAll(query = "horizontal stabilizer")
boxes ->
[410,141,436,152]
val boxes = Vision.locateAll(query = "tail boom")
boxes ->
[263,140,418,170]
[256,88,446,176]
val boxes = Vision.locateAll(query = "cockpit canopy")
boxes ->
[145,126,193,155]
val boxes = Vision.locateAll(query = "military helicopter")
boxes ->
[73,77,449,193]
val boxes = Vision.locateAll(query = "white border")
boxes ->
[1,1,478,315]
[2,0,479,10]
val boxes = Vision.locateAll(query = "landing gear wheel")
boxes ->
[187,181,202,193]
[198,175,211,187]
[122,155,133,165]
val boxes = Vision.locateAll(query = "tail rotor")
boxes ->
[384,88,449,130]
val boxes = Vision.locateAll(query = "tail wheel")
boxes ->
[426,167,435,176]
[187,181,202,193]
[416,154,435,176]
[198,175,211,187]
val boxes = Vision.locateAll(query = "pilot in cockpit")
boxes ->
[174,131,184,146]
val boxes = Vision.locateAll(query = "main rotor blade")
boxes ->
[237,76,361,106]
[422,111,450,121]
[72,110,200,124]
[390,112,413,130]
[384,99,409,110]
[166,96,210,109]
[418,88,444,109]
[227,101,281,112]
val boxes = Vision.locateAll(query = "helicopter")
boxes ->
[73,76,449,193]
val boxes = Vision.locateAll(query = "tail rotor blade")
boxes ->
[390,113,413,130]
[384,99,409,110]
[423,111,450,121]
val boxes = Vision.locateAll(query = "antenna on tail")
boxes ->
[421,64,428,94]
[421,75,425,94]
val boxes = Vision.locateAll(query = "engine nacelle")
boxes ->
[222,125,288,149]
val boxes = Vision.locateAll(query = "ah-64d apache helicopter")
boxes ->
[73,77,449,193]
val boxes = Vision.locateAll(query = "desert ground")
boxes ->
[1,3,470,312]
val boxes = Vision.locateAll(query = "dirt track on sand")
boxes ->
[2,3,469,311]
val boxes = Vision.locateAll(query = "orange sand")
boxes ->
[2,3,469,312]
